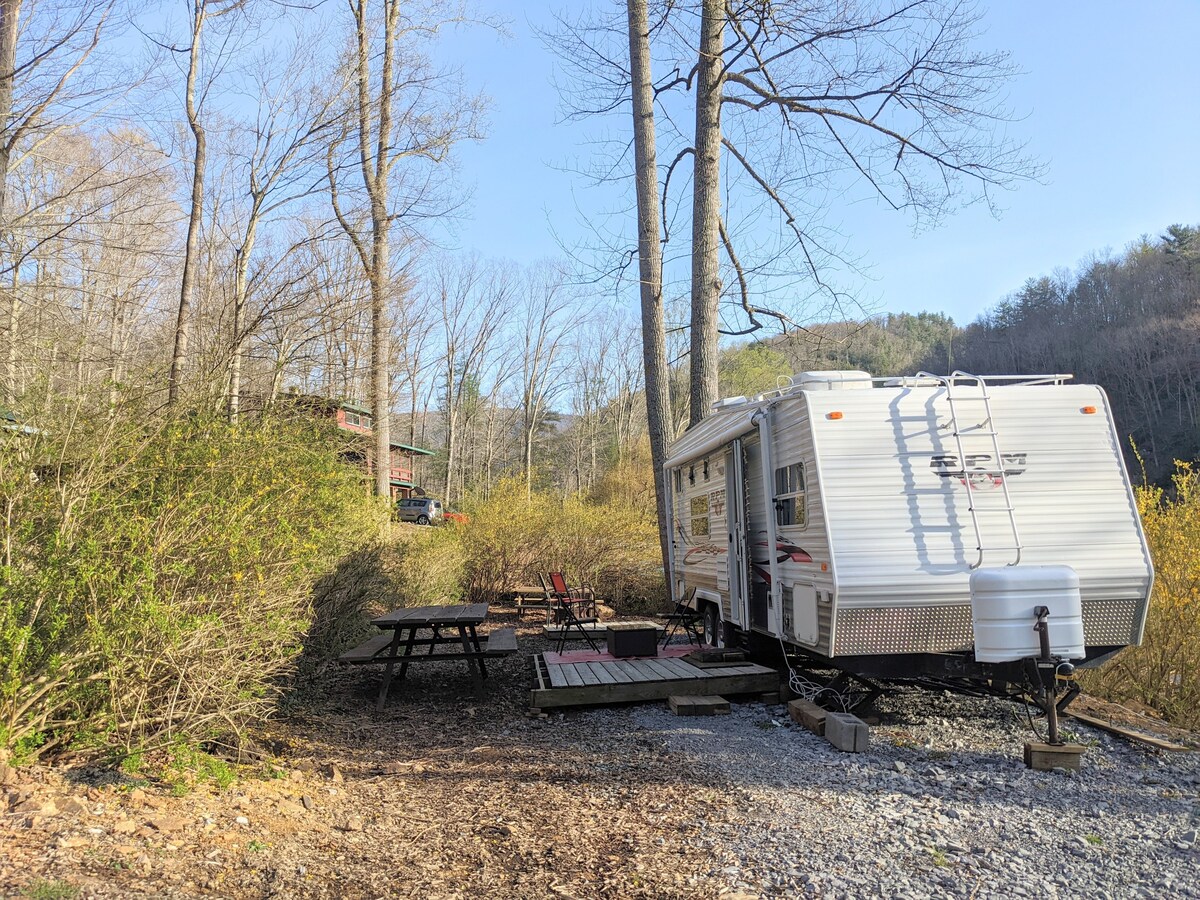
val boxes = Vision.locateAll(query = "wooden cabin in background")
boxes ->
[285,395,434,501]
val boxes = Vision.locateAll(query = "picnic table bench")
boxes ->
[338,603,518,709]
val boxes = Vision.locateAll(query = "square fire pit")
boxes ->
[606,623,659,658]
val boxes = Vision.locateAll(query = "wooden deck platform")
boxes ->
[530,652,779,710]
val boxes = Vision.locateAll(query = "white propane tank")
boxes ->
[970,566,1085,663]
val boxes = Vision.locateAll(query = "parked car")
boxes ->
[396,497,444,525]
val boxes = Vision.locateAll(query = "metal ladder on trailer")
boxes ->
[918,371,1023,569]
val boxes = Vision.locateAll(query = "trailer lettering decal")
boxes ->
[930,452,1027,488]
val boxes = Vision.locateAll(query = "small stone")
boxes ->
[894,761,907,773]
[235,815,249,826]
[325,764,343,783]
[342,816,364,832]
[61,797,90,817]
[277,799,305,816]
[112,818,137,834]
[1179,829,1196,847]
[148,815,188,833]
[300,795,314,811]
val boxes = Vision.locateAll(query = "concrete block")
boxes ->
[788,699,828,736]
[1024,742,1085,772]
[825,712,869,752]
[668,694,731,716]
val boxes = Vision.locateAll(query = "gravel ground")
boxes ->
[2,612,1198,899]
[616,688,1200,899]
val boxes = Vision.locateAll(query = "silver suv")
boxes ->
[396,497,443,525]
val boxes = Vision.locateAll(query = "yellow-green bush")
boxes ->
[1080,461,1200,727]
[382,524,467,606]
[457,478,665,612]
[0,409,386,760]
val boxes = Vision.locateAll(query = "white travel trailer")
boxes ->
[665,371,1153,688]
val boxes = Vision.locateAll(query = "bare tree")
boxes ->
[167,0,247,405]
[426,255,512,504]
[686,0,724,423]
[223,39,337,421]
[683,0,1036,420]
[516,264,573,496]
[626,0,676,570]
[327,0,484,499]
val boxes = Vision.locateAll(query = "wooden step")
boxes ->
[668,694,730,716]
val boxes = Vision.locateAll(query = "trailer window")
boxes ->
[774,463,806,528]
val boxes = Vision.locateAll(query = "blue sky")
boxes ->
[434,0,1199,326]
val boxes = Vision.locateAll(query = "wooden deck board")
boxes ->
[576,664,603,686]
[546,663,569,688]
[656,657,705,680]
[586,662,624,684]
[532,655,778,709]
[612,660,654,682]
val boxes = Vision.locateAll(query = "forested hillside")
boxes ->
[924,226,1199,482]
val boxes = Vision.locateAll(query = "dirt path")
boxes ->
[1,612,720,899]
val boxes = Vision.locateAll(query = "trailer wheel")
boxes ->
[703,604,723,648]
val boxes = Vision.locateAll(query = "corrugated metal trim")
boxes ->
[834,605,975,655]
[832,598,1145,657]
[1081,599,1143,646]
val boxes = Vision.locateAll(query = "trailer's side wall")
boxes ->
[804,384,1152,657]
[745,398,835,654]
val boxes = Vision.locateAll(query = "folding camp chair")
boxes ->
[547,571,596,620]
[548,572,600,653]
[660,587,704,648]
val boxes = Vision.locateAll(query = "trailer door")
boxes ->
[725,441,749,628]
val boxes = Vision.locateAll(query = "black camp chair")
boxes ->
[660,587,704,648]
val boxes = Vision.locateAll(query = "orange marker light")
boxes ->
[1081,406,1097,415]
[820,563,828,572]
[827,411,844,420]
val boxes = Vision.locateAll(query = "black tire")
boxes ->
[416,514,430,525]
[703,604,722,648]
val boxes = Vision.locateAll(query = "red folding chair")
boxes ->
[548,572,599,653]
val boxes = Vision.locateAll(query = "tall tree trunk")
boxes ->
[169,3,207,406]
[626,0,675,572]
[369,252,391,499]
[0,0,19,402]
[0,0,19,226]
[227,213,257,422]
[688,0,724,426]
[5,264,18,401]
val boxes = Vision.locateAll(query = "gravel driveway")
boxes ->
[613,688,1200,899]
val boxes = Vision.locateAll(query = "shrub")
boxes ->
[457,478,665,612]
[0,407,386,758]
[1080,461,1200,727]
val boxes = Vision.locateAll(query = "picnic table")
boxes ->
[510,583,551,620]
[338,603,517,709]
